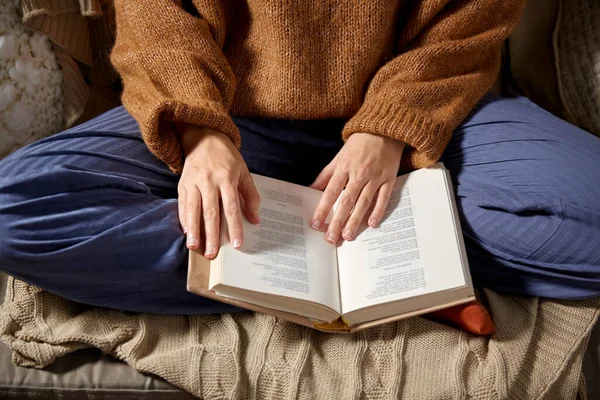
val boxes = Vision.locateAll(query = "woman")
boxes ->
[1,0,599,314]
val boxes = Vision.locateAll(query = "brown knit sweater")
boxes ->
[110,0,525,174]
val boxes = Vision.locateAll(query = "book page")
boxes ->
[215,174,341,313]
[336,166,467,314]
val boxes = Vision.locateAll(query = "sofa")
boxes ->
[1,0,600,398]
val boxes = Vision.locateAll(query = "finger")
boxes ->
[326,181,363,243]
[185,188,202,250]
[201,187,220,258]
[221,183,244,249]
[178,185,187,234]
[309,161,336,190]
[369,181,394,228]
[311,171,348,233]
[342,182,377,241]
[240,173,261,224]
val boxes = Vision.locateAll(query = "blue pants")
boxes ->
[1,95,599,314]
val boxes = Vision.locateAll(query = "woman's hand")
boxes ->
[310,133,405,243]
[177,124,260,258]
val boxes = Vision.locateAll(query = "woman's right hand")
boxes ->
[177,124,260,258]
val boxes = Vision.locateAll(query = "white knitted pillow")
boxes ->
[556,0,600,137]
[0,0,63,158]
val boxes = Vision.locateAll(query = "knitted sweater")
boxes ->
[110,0,525,173]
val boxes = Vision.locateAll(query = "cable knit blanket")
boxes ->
[1,276,598,399]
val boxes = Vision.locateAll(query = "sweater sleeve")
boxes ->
[110,0,238,174]
[342,0,525,170]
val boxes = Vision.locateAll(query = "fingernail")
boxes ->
[232,238,242,248]
[312,220,321,230]
[326,233,337,243]
[342,229,353,240]
[369,218,378,228]
[187,236,198,246]
[205,245,215,256]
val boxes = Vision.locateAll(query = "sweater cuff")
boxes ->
[342,100,451,171]
[141,99,240,174]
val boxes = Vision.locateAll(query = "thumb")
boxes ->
[310,162,336,190]
[240,173,261,224]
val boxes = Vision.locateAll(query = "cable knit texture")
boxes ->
[1,276,598,399]
[110,0,525,173]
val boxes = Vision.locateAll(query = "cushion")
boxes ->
[0,272,6,306]
[507,0,600,137]
[556,0,600,136]
[506,0,566,119]
[0,341,195,400]
[0,0,63,158]
[584,321,600,400]
[19,0,120,127]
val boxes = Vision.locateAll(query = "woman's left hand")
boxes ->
[310,133,405,243]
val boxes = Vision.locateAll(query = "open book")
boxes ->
[187,163,474,332]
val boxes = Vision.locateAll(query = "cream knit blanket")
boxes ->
[1,276,598,399]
